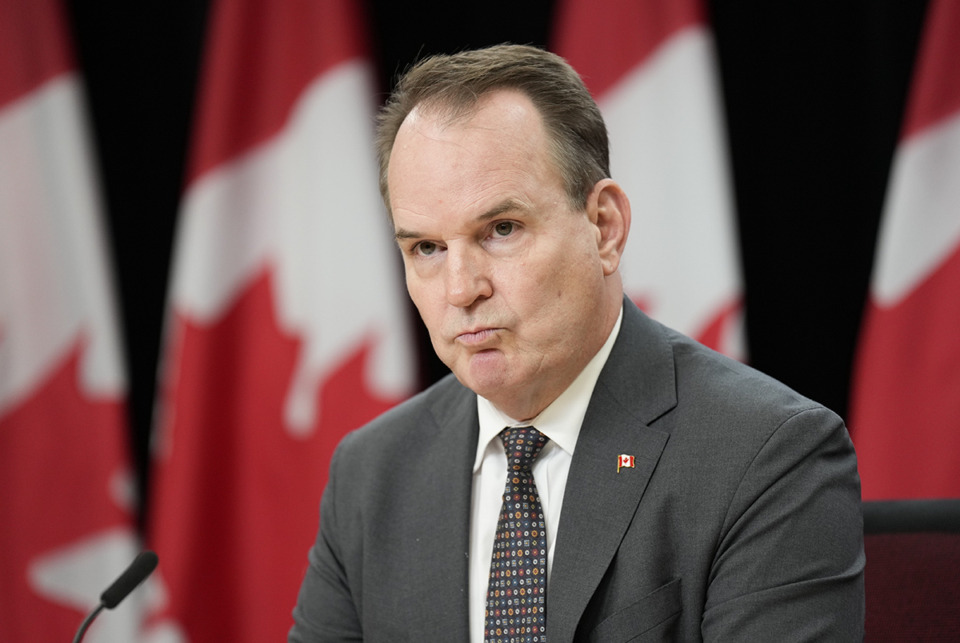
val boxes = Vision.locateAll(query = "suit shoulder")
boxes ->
[606,302,838,432]
[667,327,834,426]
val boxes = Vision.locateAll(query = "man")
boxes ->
[290,44,864,641]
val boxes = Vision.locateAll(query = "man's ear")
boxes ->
[587,179,631,276]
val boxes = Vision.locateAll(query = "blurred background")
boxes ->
[65,0,927,487]
[5,0,958,640]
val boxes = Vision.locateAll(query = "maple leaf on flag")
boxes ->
[146,3,416,640]
[0,340,140,640]
[148,267,406,642]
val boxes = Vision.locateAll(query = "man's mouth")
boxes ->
[456,328,500,345]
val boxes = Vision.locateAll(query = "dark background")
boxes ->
[63,0,930,518]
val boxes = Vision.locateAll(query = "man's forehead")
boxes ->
[391,93,546,181]
[387,88,564,227]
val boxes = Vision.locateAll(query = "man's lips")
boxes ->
[455,327,501,346]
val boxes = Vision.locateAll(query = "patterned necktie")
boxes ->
[485,426,549,643]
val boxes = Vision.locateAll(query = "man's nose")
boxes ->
[444,244,493,308]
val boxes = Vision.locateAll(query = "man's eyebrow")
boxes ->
[478,198,527,221]
[394,199,528,241]
[394,227,420,241]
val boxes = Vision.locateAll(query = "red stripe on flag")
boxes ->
[0,0,73,108]
[901,0,960,141]
[850,0,960,501]
[186,0,370,184]
[851,243,960,499]
[2,2,141,637]
[554,0,744,360]
[552,0,703,98]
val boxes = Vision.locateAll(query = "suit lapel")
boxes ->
[547,301,677,642]
[403,379,478,641]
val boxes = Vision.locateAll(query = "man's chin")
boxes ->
[454,352,513,398]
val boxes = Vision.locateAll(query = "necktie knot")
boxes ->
[499,426,547,472]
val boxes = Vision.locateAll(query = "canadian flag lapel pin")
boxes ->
[617,454,635,473]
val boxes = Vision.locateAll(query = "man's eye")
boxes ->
[493,221,515,237]
[415,241,438,256]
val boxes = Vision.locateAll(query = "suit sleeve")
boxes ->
[701,406,865,640]
[289,440,363,643]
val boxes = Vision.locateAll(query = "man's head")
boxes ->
[376,44,610,217]
[381,45,630,421]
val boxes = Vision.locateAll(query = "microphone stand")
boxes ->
[72,604,104,643]
[71,550,158,643]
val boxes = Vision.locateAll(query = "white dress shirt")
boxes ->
[468,307,623,643]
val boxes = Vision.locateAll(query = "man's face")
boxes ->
[388,90,614,420]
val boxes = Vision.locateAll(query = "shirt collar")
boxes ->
[474,305,624,472]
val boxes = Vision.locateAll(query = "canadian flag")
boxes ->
[850,0,960,500]
[0,0,144,641]
[553,0,743,357]
[145,0,414,640]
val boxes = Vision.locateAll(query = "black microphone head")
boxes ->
[100,550,159,609]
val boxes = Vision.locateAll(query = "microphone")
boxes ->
[72,550,158,643]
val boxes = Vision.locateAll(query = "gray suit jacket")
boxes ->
[290,299,864,641]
